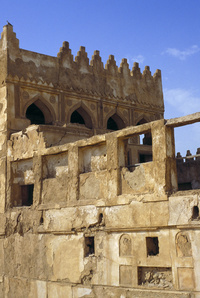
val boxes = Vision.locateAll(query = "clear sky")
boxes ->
[1,0,200,155]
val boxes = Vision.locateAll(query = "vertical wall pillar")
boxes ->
[33,155,43,206]
[165,126,178,192]
[151,119,178,198]
[151,119,168,199]
[106,134,125,201]
[68,144,79,201]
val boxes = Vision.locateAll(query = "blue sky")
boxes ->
[1,0,200,155]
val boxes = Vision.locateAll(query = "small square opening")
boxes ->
[21,184,34,206]
[84,236,95,257]
[146,237,159,256]
[192,206,199,220]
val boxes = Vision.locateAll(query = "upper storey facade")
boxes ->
[0,24,164,142]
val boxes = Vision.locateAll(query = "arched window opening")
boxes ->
[119,234,132,257]
[70,110,85,125]
[26,103,45,125]
[107,117,118,130]
[107,113,125,131]
[192,206,199,220]
[70,107,92,129]
[25,99,53,125]
[176,232,192,257]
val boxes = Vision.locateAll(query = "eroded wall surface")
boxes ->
[0,117,199,298]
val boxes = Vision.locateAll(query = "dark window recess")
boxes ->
[40,212,44,225]
[143,132,152,145]
[70,111,85,125]
[178,182,192,191]
[98,213,103,224]
[139,153,152,163]
[146,237,159,256]
[127,150,131,166]
[136,119,152,145]
[192,206,199,220]
[21,184,34,206]
[107,117,118,131]
[26,103,45,125]
[84,236,95,257]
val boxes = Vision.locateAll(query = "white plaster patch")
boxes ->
[76,287,92,297]
[13,177,22,184]
[168,195,197,225]
[63,60,72,69]
[24,169,34,183]
[55,165,68,177]
[36,280,47,298]
[22,54,56,68]
[7,148,12,157]
[10,211,17,221]
[80,66,89,74]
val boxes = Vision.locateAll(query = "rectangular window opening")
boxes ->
[84,236,95,257]
[21,184,34,206]
[174,122,200,191]
[126,130,153,171]
[146,237,159,256]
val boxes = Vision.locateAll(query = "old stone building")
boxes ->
[0,23,199,297]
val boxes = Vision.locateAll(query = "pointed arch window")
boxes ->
[70,110,85,125]
[26,103,45,124]
[70,106,92,129]
[25,99,53,125]
[107,113,125,131]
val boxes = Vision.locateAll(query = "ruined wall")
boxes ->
[0,115,199,297]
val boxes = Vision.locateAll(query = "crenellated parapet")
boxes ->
[176,148,200,163]
[1,24,164,111]
[176,147,200,190]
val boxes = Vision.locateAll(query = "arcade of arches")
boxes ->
[25,101,127,133]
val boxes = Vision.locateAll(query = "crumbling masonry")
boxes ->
[0,24,200,297]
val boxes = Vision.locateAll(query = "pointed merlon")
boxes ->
[153,69,161,79]
[76,46,86,57]
[62,41,70,49]
[90,50,101,65]
[119,58,130,75]
[105,55,115,68]
[57,41,73,60]
[75,46,90,68]
[75,46,87,60]
[105,55,118,74]
[131,62,142,78]
[142,65,151,77]
[119,58,128,70]
[94,50,100,56]
[90,50,104,71]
